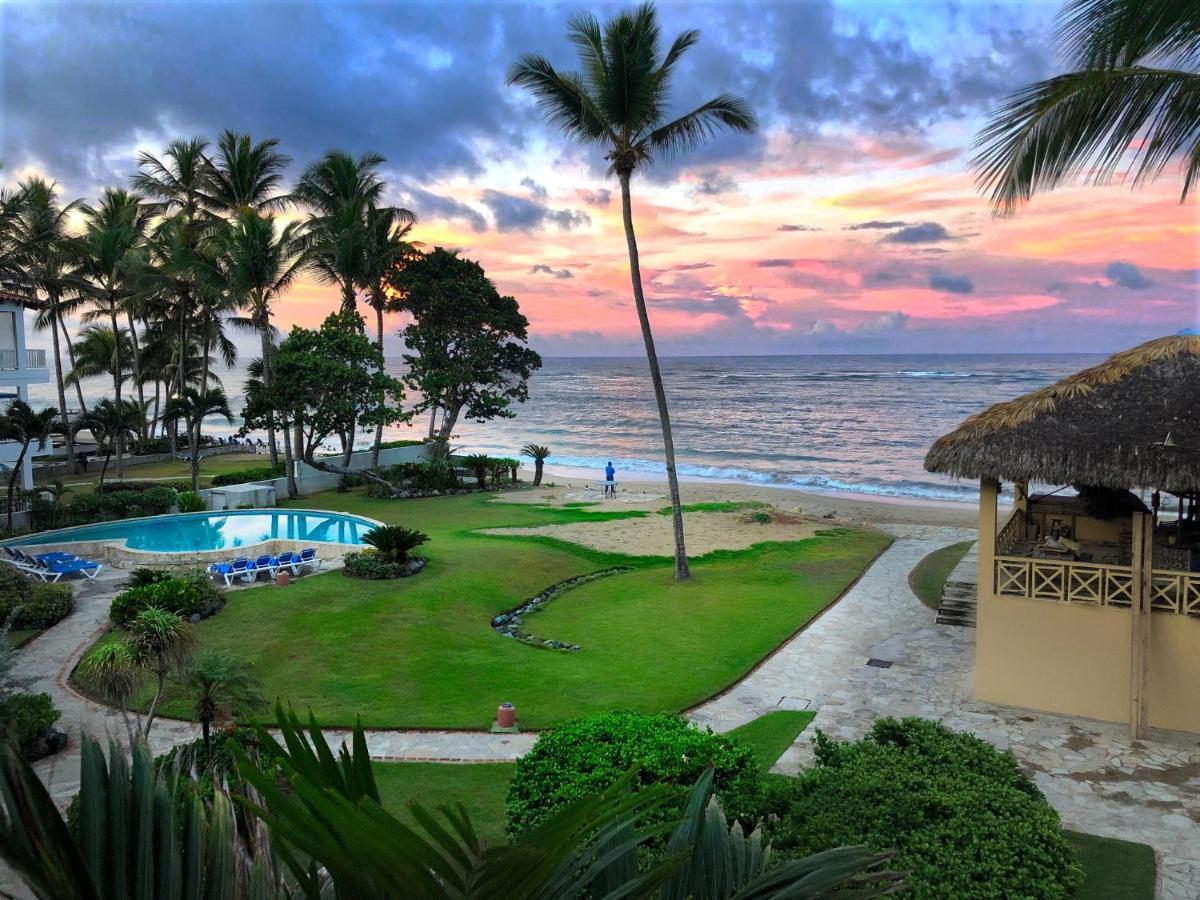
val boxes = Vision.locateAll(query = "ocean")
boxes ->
[27,354,1104,504]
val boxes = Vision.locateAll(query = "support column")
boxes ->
[1129,511,1153,738]
[978,477,999,594]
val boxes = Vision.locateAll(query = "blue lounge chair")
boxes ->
[33,555,103,582]
[252,555,279,579]
[297,548,322,572]
[275,551,299,575]
[207,558,256,586]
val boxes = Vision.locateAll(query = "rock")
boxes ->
[492,614,509,626]
[822,512,836,519]
[189,613,202,623]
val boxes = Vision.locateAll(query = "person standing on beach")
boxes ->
[604,461,616,498]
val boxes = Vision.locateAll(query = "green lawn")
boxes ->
[727,710,815,773]
[141,490,888,729]
[1066,830,1156,900]
[908,540,973,608]
[53,452,266,495]
[374,761,516,845]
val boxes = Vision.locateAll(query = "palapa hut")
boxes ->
[926,334,1200,737]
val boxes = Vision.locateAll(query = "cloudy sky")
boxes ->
[2,0,1196,357]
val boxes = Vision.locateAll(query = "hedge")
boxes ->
[505,711,759,842]
[210,463,285,487]
[763,717,1083,899]
[109,573,225,627]
[0,568,73,630]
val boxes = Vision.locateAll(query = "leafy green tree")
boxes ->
[389,248,541,454]
[183,651,266,748]
[78,397,143,485]
[261,312,408,486]
[975,0,1200,212]
[0,401,58,533]
[508,2,756,579]
[521,443,551,486]
[163,386,234,491]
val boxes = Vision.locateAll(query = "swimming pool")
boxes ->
[4,510,378,553]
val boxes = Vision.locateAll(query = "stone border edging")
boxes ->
[490,566,634,651]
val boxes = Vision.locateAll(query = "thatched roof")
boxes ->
[925,335,1200,493]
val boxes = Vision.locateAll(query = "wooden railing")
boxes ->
[994,556,1200,616]
[995,508,1024,555]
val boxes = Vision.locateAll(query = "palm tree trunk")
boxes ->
[99,452,111,491]
[110,307,125,478]
[371,301,386,468]
[46,296,73,461]
[618,172,689,579]
[126,310,146,442]
[59,316,88,417]
[190,421,201,492]
[5,449,24,533]
[281,414,299,500]
[260,326,279,469]
[534,459,544,487]
[144,672,167,737]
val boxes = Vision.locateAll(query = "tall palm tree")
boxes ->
[164,386,233,491]
[65,323,134,391]
[0,400,58,532]
[183,651,265,748]
[508,3,756,578]
[7,178,85,457]
[76,188,151,408]
[202,129,292,214]
[216,210,305,467]
[361,204,417,466]
[79,397,143,485]
[975,0,1200,213]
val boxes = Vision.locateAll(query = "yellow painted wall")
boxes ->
[975,589,1200,733]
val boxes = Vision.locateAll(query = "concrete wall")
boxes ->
[974,477,1200,734]
[245,445,430,499]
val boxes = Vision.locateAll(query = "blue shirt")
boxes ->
[605,465,615,481]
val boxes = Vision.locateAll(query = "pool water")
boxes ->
[6,510,377,553]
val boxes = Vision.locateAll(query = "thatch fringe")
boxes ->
[925,335,1200,492]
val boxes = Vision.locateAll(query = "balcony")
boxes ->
[0,348,46,370]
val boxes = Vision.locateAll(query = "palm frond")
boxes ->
[507,56,613,146]
[1059,0,1200,70]
[643,94,758,160]
[973,66,1200,213]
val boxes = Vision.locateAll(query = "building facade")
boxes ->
[0,296,52,491]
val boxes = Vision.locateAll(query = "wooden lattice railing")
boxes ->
[995,509,1024,555]
[994,556,1200,615]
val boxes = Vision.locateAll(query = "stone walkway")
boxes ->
[13,526,1200,898]
[690,524,1199,900]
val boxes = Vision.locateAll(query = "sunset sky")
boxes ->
[2,0,1197,357]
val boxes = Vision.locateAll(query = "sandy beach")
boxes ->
[491,473,981,557]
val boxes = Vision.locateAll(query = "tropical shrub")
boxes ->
[762,717,1083,899]
[462,453,491,489]
[0,569,73,631]
[506,710,759,841]
[97,480,189,495]
[341,550,425,580]
[0,692,61,761]
[361,524,429,563]
[210,463,285,487]
[176,491,207,513]
[376,439,427,450]
[127,567,173,588]
[109,573,224,627]
[376,459,459,492]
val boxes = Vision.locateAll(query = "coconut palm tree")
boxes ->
[183,651,265,748]
[0,401,58,532]
[65,324,134,391]
[78,397,143,485]
[361,204,417,466]
[202,129,292,214]
[164,386,234,491]
[521,443,551,486]
[975,0,1200,213]
[217,210,305,467]
[76,188,151,409]
[7,178,85,456]
[508,2,756,579]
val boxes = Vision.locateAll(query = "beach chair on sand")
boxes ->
[207,558,256,586]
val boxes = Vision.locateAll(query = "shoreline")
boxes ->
[514,464,983,529]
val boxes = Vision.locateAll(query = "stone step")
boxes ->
[936,540,979,629]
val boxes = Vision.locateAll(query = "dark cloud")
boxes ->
[672,262,716,271]
[928,270,973,294]
[581,188,612,206]
[692,170,739,196]
[756,258,797,268]
[395,181,487,232]
[520,176,548,199]
[844,220,910,231]
[530,263,572,279]
[882,222,952,243]
[777,224,822,232]
[1106,261,1154,290]
[865,269,906,286]
[479,189,590,232]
